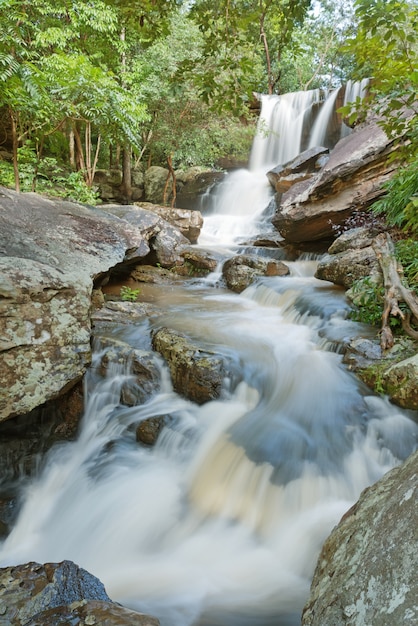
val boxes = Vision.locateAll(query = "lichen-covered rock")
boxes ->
[382,354,418,410]
[315,246,380,288]
[0,257,91,420]
[144,166,170,204]
[0,560,159,626]
[152,328,234,404]
[302,450,418,626]
[327,226,380,254]
[0,187,150,421]
[222,254,289,293]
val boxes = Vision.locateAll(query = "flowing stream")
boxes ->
[1,88,417,626]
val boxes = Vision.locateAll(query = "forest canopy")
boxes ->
[0,0,416,204]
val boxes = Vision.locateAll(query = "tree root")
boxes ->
[372,232,418,350]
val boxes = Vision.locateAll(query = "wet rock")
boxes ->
[152,328,233,404]
[174,246,222,277]
[315,246,380,288]
[302,449,418,626]
[98,339,161,405]
[222,254,289,293]
[92,300,157,330]
[175,168,225,210]
[0,380,84,483]
[267,146,329,193]
[129,265,184,285]
[136,416,167,446]
[0,560,159,625]
[342,338,383,370]
[135,202,203,244]
[25,600,159,626]
[0,187,150,421]
[272,118,400,243]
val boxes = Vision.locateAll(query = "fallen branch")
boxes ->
[372,232,418,350]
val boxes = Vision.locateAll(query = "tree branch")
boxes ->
[372,232,418,349]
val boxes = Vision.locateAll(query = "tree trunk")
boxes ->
[69,128,76,170]
[372,232,418,350]
[163,154,176,208]
[9,108,20,193]
[260,11,273,95]
[73,122,85,173]
[121,146,132,203]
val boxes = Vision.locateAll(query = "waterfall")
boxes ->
[341,78,370,137]
[307,87,341,149]
[0,79,409,626]
[249,90,322,170]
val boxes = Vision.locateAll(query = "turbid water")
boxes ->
[0,86,416,626]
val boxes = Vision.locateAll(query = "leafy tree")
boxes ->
[189,0,311,107]
[0,0,179,195]
[343,0,418,232]
[128,11,254,203]
[278,0,356,92]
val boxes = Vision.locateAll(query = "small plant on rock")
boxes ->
[120,286,141,302]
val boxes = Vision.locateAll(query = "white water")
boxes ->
[250,90,322,170]
[1,81,415,626]
[307,88,340,149]
[200,85,357,248]
[341,78,370,138]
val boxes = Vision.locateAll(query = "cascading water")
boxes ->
[200,86,354,248]
[1,82,416,626]
[341,78,370,138]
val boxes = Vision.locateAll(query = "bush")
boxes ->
[372,156,418,234]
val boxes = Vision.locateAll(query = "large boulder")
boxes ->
[302,450,418,626]
[272,118,400,244]
[135,202,203,244]
[0,187,151,422]
[0,560,159,625]
[100,204,189,268]
[151,328,236,404]
[315,227,382,288]
[222,254,290,293]
[175,167,225,210]
[144,166,170,204]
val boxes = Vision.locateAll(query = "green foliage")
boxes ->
[0,152,99,204]
[343,0,418,141]
[120,286,141,302]
[348,238,418,328]
[395,239,418,289]
[348,276,386,326]
[372,156,418,233]
[130,11,255,167]
[190,0,311,100]
[0,161,15,187]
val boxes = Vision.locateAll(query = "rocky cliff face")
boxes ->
[272,117,400,245]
